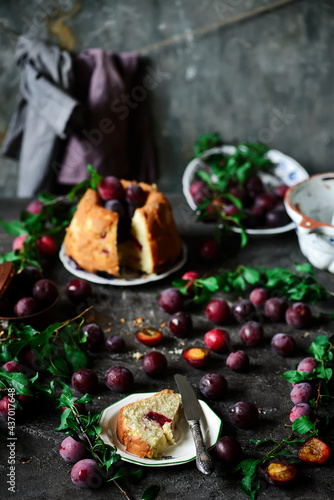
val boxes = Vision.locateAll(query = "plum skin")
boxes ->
[205,298,230,325]
[226,350,249,371]
[289,402,313,423]
[70,459,103,488]
[59,436,88,463]
[142,351,168,377]
[215,436,242,463]
[204,328,230,352]
[290,383,314,404]
[229,401,259,428]
[199,373,228,400]
[105,366,134,392]
[271,333,296,356]
[71,368,99,394]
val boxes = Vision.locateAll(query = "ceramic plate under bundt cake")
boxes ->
[63,180,182,278]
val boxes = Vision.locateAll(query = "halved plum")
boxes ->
[298,437,330,464]
[265,460,297,486]
[135,327,163,347]
[182,347,210,368]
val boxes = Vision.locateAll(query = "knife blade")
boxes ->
[174,374,214,475]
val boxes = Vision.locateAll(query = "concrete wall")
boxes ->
[0,0,333,196]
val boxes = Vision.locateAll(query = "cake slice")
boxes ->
[116,389,181,458]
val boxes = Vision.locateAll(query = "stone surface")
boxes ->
[0,194,333,499]
[0,1,333,196]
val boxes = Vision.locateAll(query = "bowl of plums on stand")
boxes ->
[183,134,309,245]
[0,261,59,330]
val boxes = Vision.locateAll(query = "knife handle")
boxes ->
[188,420,214,475]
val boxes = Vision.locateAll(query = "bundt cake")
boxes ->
[116,389,181,458]
[63,180,182,277]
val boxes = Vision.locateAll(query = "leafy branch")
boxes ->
[173,262,329,305]
[192,134,273,247]
[50,381,160,500]
[0,164,101,270]
[234,433,299,500]
[0,309,91,378]
[232,333,333,499]
[282,334,334,435]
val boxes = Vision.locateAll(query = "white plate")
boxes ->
[99,392,222,467]
[182,146,309,236]
[59,243,187,286]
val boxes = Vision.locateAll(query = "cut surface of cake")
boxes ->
[116,389,181,458]
[64,180,182,277]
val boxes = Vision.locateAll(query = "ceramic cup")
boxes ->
[284,172,334,273]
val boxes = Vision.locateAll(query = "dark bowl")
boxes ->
[0,284,60,330]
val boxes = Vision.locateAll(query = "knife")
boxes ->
[174,374,214,475]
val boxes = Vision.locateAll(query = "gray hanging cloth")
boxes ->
[1,36,83,197]
[1,37,158,197]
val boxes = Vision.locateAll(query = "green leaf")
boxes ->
[48,357,70,377]
[194,132,222,157]
[0,369,34,395]
[235,458,261,474]
[232,275,246,291]
[63,343,87,372]
[241,266,261,285]
[238,226,248,248]
[223,192,243,210]
[142,485,161,500]
[0,217,28,236]
[196,170,212,185]
[30,323,62,347]
[197,276,220,292]
[308,335,330,360]
[87,164,103,189]
[56,407,72,430]
[38,192,57,203]
[239,474,261,500]
[294,262,314,275]
[282,370,315,384]
[110,466,143,482]
[67,180,90,201]
[76,394,94,405]
[53,380,75,406]
[292,416,316,435]
[316,365,332,382]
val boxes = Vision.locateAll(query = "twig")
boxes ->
[72,409,131,500]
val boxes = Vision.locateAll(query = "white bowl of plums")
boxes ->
[0,262,59,328]
[183,143,309,236]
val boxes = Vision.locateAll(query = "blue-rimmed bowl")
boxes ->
[182,146,309,236]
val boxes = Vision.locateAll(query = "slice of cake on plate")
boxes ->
[116,389,181,458]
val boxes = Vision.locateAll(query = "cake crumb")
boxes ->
[120,318,126,323]
[133,352,144,360]
[160,322,166,328]
[168,348,183,355]
[133,317,144,327]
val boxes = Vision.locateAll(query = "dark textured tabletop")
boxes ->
[0,194,333,500]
